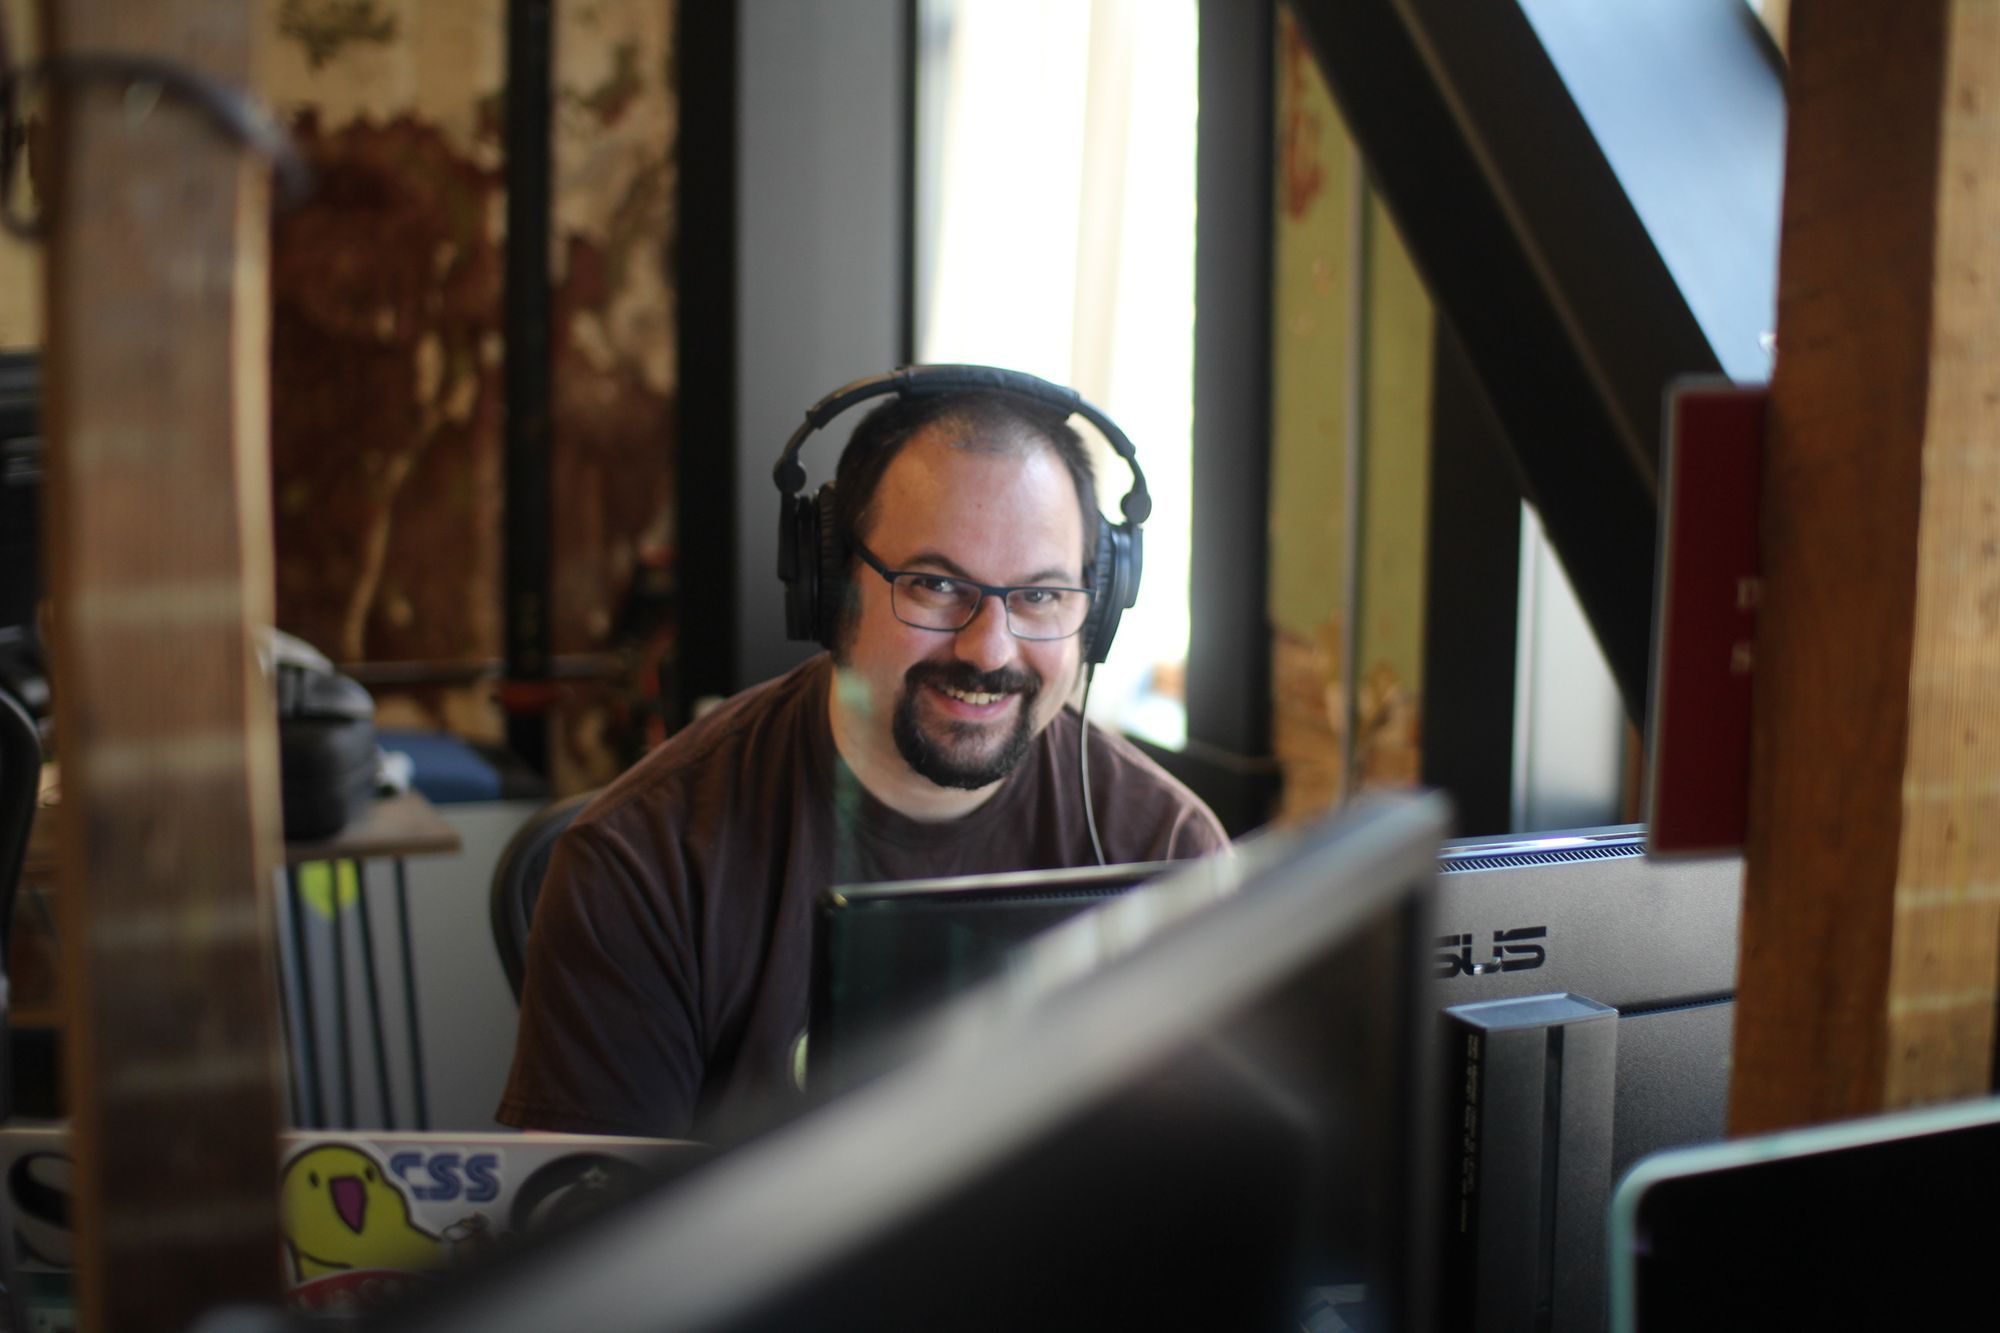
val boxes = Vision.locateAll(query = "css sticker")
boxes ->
[387,1150,502,1204]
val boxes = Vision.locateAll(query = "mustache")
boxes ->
[904,660,1039,698]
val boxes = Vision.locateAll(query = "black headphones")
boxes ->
[773,364,1150,665]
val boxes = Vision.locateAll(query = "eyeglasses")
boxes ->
[852,539,1095,641]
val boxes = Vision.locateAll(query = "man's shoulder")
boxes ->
[1042,710,1230,855]
[1054,709,1190,795]
[578,655,832,833]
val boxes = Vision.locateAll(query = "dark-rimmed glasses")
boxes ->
[853,539,1095,640]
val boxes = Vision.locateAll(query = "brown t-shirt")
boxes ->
[496,654,1228,1139]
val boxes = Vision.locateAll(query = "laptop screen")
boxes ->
[1608,1097,2000,1331]
[808,860,1178,1096]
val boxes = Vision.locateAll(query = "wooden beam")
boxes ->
[40,2,286,1326]
[1732,0,2000,1133]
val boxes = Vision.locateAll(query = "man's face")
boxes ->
[835,425,1088,792]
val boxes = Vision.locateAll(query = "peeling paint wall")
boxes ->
[1355,197,1431,791]
[268,111,506,667]
[1268,7,1355,824]
[263,0,511,746]
[261,0,677,792]
[0,0,42,351]
[547,0,677,794]
[1268,6,1433,824]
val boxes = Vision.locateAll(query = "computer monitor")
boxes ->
[1609,1095,2000,1331]
[1430,824,1743,1173]
[372,793,1450,1333]
[808,859,1181,1097]
[817,825,1745,1177]
[1425,824,1745,1332]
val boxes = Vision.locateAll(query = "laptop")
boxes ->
[807,860,1178,1096]
[1608,1095,2000,1331]
[0,1125,707,1327]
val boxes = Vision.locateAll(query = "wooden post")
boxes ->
[1732,0,2000,1133]
[40,2,286,1326]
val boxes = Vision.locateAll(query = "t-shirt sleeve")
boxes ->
[1160,796,1230,860]
[1094,728,1232,863]
[495,818,705,1138]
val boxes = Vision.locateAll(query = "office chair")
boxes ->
[0,687,42,1119]
[489,791,595,1002]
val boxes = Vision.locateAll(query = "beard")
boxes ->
[891,660,1043,790]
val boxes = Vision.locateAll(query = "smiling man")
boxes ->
[498,380,1226,1140]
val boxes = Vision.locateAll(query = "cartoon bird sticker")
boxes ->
[280,1144,442,1281]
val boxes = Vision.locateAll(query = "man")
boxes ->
[498,384,1226,1139]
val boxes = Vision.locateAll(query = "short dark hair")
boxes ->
[826,388,1102,653]
[832,387,1101,563]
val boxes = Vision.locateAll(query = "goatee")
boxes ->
[893,660,1041,790]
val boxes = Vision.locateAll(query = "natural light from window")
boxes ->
[914,0,1197,749]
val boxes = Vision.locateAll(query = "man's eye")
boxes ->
[1016,588,1058,606]
[911,576,962,596]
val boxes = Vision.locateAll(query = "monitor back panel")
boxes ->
[1430,827,1741,1012]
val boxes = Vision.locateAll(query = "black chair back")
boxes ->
[489,791,594,1002]
[0,689,38,980]
[0,688,42,1119]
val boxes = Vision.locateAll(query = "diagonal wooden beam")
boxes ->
[1732,0,2000,1133]
[40,1,286,1326]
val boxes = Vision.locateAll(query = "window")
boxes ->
[914,0,1198,748]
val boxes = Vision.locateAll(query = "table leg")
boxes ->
[284,866,324,1129]
[273,936,304,1127]
[353,859,396,1127]
[393,859,430,1129]
[329,862,354,1128]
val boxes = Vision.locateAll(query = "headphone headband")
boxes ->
[772,364,1151,525]
[773,363,1148,664]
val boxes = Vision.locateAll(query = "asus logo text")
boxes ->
[1435,926,1547,978]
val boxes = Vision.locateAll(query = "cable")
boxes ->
[1077,662,1106,866]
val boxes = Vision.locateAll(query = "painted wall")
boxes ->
[545,0,678,791]
[0,0,40,351]
[1267,8,1355,823]
[1355,193,1431,790]
[733,0,909,691]
[3,1,678,792]
[1267,6,1432,824]
[262,1,510,707]
[259,0,677,793]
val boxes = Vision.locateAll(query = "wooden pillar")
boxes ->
[40,2,286,1326]
[1732,0,2000,1133]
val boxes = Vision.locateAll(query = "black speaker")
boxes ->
[772,364,1150,665]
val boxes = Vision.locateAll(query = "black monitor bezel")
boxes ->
[808,858,1182,1093]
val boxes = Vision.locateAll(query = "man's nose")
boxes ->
[953,594,1016,671]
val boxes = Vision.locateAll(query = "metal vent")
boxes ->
[1438,843,1642,875]
[858,886,1132,909]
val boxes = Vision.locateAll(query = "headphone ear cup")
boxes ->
[814,485,847,650]
[1083,521,1143,665]
[780,491,820,642]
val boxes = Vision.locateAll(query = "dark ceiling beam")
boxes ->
[1286,0,1784,725]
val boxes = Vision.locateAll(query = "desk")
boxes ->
[282,791,461,1131]
[18,790,462,1129]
